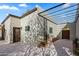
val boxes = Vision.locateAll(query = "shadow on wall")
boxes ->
[55,24,67,39]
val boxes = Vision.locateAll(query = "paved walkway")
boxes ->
[0,42,57,56]
[0,39,73,56]
[54,39,73,56]
[0,40,8,45]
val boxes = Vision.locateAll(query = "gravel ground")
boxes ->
[0,42,57,56]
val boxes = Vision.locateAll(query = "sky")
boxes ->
[40,3,77,23]
[0,3,77,24]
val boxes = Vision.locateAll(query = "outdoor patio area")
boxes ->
[0,39,73,56]
[0,3,78,56]
[54,39,73,56]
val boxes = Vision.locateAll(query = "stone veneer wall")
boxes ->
[0,26,2,40]
[21,10,45,44]
[10,17,21,43]
[2,16,21,43]
[2,17,11,43]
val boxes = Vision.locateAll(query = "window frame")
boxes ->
[49,27,53,34]
[25,25,30,31]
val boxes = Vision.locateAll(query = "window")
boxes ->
[49,27,52,33]
[25,26,30,31]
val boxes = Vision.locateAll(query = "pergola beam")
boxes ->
[39,3,65,14]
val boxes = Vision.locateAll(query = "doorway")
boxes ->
[13,27,20,43]
[62,30,70,39]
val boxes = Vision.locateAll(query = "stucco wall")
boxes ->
[76,17,79,39]
[67,23,76,40]
[56,24,67,39]
[47,20,57,38]
[57,23,76,40]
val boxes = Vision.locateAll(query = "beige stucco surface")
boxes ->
[76,18,79,39]
[47,20,57,37]
[57,23,76,40]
